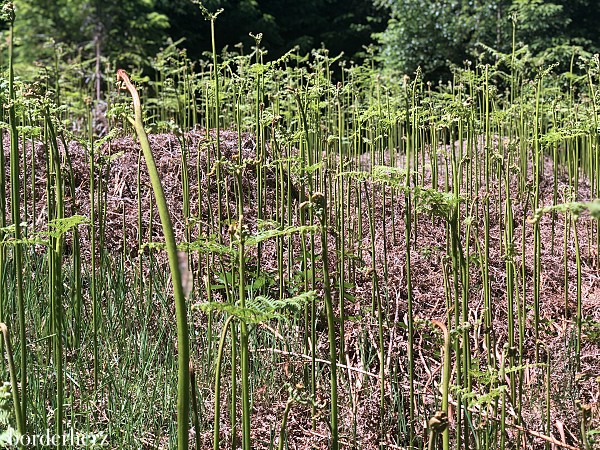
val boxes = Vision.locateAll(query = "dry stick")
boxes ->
[444,399,579,450]
[116,70,190,450]
[257,347,380,379]
[502,421,580,450]
[259,347,578,450]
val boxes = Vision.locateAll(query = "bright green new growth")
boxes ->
[116,69,190,450]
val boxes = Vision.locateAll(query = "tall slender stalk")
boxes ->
[117,70,190,450]
[313,192,339,450]
[0,323,24,444]
[45,111,66,449]
[213,315,234,450]
[6,7,26,430]
[234,214,252,450]
[89,105,99,387]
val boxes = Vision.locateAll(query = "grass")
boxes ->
[0,12,598,450]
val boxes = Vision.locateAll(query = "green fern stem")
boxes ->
[116,70,190,450]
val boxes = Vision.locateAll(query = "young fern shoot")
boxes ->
[116,69,191,450]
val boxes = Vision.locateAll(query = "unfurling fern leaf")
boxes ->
[197,290,316,325]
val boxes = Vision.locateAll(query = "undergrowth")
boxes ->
[0,5,598,450]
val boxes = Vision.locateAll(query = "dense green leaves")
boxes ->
[12,0,170,67]
[375,0,600,80]
[374,0,511,79]
[8,0,384,72]
[198,291,315,324]
[7,0,600,83]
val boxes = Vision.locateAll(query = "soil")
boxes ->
[5,127,600,449]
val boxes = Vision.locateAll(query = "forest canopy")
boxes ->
[6,0,600,80]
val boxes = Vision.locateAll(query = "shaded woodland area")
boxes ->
[9,0,600,80]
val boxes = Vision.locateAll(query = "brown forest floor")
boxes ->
[7,128,600,449]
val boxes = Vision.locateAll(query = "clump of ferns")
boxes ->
[191,211,317,450]
[346,165,465,222]
[196,279,316,325]
[340,164,459,208]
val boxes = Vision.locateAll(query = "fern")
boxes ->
[245,222,318,246]
[340,167,463,221]
[0,215,88,248]
[141,236,236,256]
[531,199,600,223]
[45,215,89,239]
[197,291,315,325]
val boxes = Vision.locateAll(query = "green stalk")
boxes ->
[232,128,251,449]
[190,362,202,450]
[89,106,99,387]
[278,394,294,450]
[405,80,416,448]
[45,111,65,448]
[483,66,494,366]
[431,320,450,450]
[533,75,543,364]
[57,131,82,347]
[197,6,224,232]
[313,192,338,450]
[117,70,190,450]
[229,320,238,450]
[236,215,251,450]
[6,8,26,430]
[579,403,592,450]
[0,323,24,444]
[213,315,234,450]
[503,162,517,405]
[545,348,551,450]
[573,215,582,371]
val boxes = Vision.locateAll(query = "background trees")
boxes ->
[10,0,384,69]
[13,0,170,68]
[6,0,600,81]
[373,0,511,80]
[157,0,385,62]
[374,0,600,80]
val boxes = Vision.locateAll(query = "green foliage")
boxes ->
[531,199,600,222]
[374,0,511,79]
[245,221,318,246]
[197,290,315,324]
[0,6,599,447]
[45,215,89,239]
[375,0,600,80]
[160,0,385,64]
[342,166,461,221]
[0,215,87,247]
[0,383,18,447]
[509,0,564,53]
[11,0,170,68]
